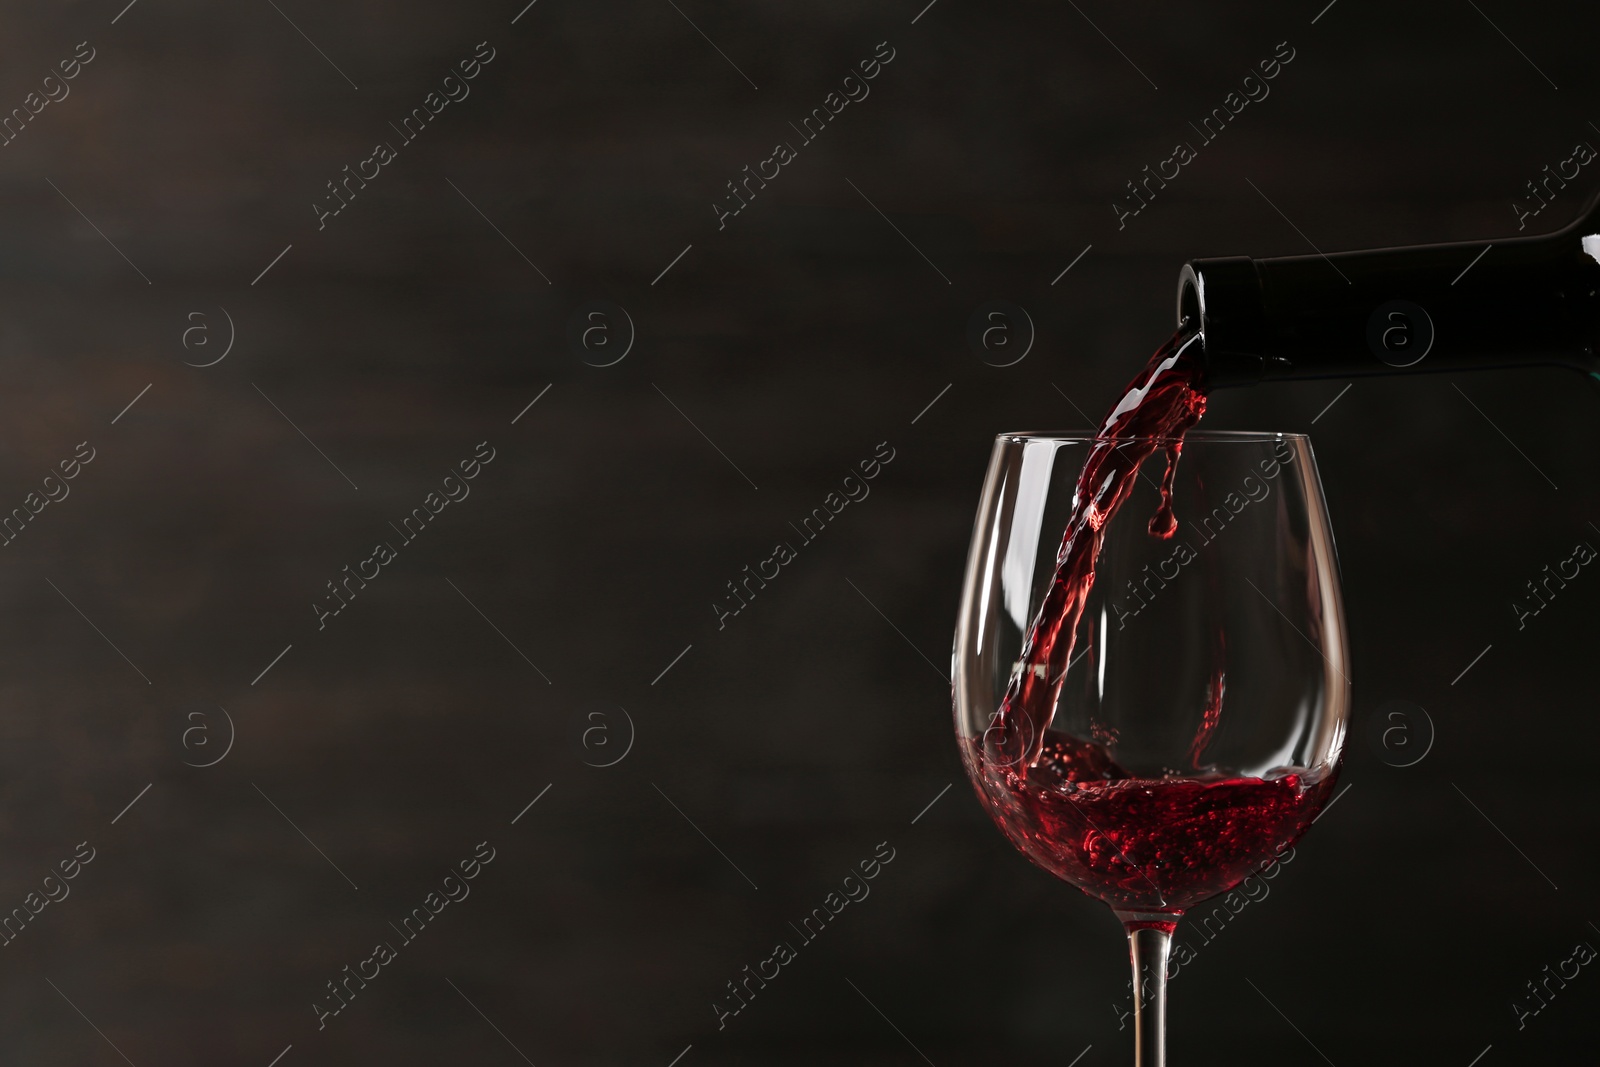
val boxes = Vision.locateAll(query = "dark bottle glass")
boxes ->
[1179,190,1600,387]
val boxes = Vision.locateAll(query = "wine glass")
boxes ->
[952,431,1349,1066]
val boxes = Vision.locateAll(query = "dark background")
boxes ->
[0,0,1596,1063]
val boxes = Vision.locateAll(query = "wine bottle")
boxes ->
[1179,189,1600,386]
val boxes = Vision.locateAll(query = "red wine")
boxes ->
[970,730,1333,912]
[986,328,1209,768]
[973,327,1334,913]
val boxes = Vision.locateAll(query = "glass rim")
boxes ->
[995,430,1309,444]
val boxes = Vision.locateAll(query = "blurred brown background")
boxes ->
[0,0,1596,1063]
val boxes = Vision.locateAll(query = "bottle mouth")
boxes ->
[1177,265,1202,333]
[1175,257,1270,386]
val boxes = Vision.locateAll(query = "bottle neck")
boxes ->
[1181,201,1600,387]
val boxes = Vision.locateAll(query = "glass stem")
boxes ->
[1119,914,1176,1067]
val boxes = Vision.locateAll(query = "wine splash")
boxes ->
[970,730,1333,912]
